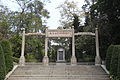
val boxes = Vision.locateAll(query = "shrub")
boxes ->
[0,44,6,80]
[106,45,114,71]
[1,40,13,73]
[12,57,19,63]
[110,45,120,77]
[117,46,120,79]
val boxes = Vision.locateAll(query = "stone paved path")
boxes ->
[7,63,110,80]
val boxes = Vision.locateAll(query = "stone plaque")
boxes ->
[47,29,72,37]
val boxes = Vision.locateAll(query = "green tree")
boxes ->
[0,44,6,80]
[0,0,49,62]
[9,35,22,58]
[13,0,49,33]
[75,35,95,62]
[11,0,49,62]
[57,1,82,60]
[57,0,81,28]
[25,36,45,62]
[0,0,50,62]
[1,40,13,73]
[73,14,81,32]
[0,5,11,40]
[57,0,96,62]
[86,0,120,60]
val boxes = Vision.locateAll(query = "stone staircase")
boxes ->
[7,63,110,80]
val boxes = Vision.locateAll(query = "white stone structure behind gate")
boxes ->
[57,48,65,62]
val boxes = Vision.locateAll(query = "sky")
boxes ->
[1,0,85,29]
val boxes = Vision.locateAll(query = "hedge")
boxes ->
[117,48,120,79]
[1,40,13,73]
[110,45,120,77]
[106,45,114,71]
[0,44,6,80]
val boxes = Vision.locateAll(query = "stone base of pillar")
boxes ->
[95,56,101,66]
[19,56,25,66]
[42,56,49,66]
[71,56,77,66]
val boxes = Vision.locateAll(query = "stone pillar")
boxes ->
[19,28,25,66]
[43,27,49,66]
[71,26,77,65]
[95,28,101,66]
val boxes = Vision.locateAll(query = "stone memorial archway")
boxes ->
[19,27,101,66]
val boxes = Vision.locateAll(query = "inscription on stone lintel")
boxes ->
[47,29,72,37]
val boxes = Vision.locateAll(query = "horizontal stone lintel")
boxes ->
[74,32,95,36]
[25,33,45,36]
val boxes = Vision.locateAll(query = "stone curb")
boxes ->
[101,65,110,74]
[4,65,18,80]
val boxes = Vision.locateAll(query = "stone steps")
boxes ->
[7,64,110,80]
[7,76,110,80]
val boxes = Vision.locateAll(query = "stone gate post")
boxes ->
[42,27,49,66]
[71,26,77,65]
[95,28,101,66]
[19,28,25,66]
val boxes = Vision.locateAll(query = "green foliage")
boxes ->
[25,53,38,62]
[12,57,19,63]
[0,5,11,40]
[117,49,120,79]
[11,0,49,33]
[110,45,120,77]
[0,44,6,80]
[0,0,49,63]
[76,36,95,62]
[58,1,93,62]
[1,40,13,73]
[58,0,81,28]
[106,45,114,71]
[86,0,120,60]
[10,35,22,58]
[78,54,94,62]
[7,0,49,62]
[25,36,44,62]
[111,77,119,80]
[48,37,71,62]
[105,45,120,79]
[73,14,82,32]
[0,20,10,40]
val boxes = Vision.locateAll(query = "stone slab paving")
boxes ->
[7,63,110,80]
